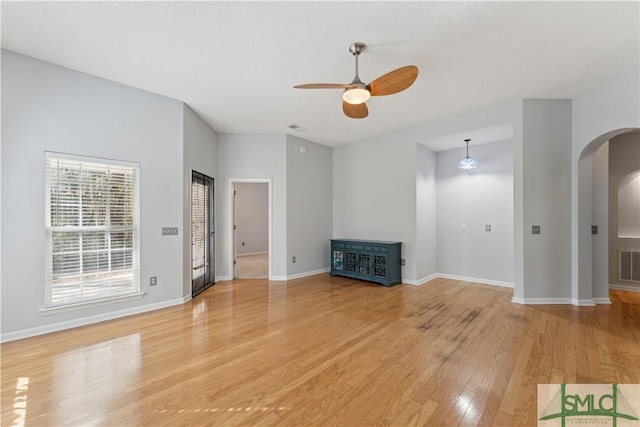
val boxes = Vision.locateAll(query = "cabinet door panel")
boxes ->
[332,250,344,271]
[358,253,371,275]
[345,251,357,272]
[373,254,387,277]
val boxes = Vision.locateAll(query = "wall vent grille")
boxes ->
[619,249,640,283]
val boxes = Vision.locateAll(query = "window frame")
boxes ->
[43,152,141,309]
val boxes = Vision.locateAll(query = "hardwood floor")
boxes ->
[2,276,639,426]
[235,253,269,279]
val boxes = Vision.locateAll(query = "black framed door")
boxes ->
[191,171,214,297]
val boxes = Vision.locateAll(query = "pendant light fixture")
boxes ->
[458,138,478,170]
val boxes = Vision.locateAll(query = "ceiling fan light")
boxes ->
[342,87,370,105]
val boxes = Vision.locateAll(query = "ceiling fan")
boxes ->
[294,42,418,119]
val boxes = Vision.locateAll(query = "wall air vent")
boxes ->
[619,249,640,282]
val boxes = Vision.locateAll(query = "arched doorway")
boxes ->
[575,128,639,303]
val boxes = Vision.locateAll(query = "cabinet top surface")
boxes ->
[331,238,401,245]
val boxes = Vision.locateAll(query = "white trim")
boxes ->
[236,251,268,257]
[402,274,512,287]
[39,292,145,315]
[593,297,612,304]
[229,178,272,281]
[286,268,330,281]
[1,297,186,343]
[571,298,596,306]
[436,273,513,288]
[609,283,640,292]
[270,275,287,281]
[216,275,233,282]
[512,297,573,305]
[44,150,139,168]
[403,274,438,286]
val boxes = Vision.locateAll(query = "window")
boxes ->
[45,153,140,307]
[618,170,640,238]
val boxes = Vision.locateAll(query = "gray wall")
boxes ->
[436,140,513,284]
[286,135,332,277]
[1,50,187,338]
[591,142,609,299]
[571,70,640,302]
[332,102,521,284]
[183,104,217,296]
[416,144,437,281]
[216,134,287,280]
[608,131,640,289]
[235,182,268,256]
[521,99,572,300]
[333,135,418,281]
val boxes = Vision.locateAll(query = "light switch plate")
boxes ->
[162,227,179,236]
[485,224,491,231]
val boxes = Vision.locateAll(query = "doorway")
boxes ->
[191,171,214,297]
[576,128,639,303]
[230,179,271,279]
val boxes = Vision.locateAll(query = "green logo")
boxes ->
[539,384,639,427]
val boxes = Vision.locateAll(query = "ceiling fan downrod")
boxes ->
[348,42,366,85]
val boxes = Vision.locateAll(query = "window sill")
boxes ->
[39,292,145,316]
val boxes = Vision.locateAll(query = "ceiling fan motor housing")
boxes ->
[349,42,366,56]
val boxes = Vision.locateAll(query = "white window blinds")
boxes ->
[191,177,209,283]
[44,153,140,307]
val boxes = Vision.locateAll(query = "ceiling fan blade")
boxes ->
[294,83,351,89]
[343,101,368,119]
[366,65,418,96]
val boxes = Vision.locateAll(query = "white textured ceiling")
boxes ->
[2,1,638,149]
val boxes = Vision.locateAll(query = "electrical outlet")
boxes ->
[485,224,491,231]
[292,256,296,263]
[242,241,245,246]
[401,259,405,266]
[532,225,541,235]
[592,225,598,235]
[162,227,179,236]
[150,276,157,286]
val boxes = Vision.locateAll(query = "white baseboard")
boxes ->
[572,298,596,306]
[609,284,640,292]
[436,273,513,288]
[512,297,573,305]
[514,297,610,306]
[402,273,512,288]
[266,269,331,282]
[286,268,330,281]
[236,251,268,257]
[1,297,187,343]
[215,275,233,282]
[403,274,438,286]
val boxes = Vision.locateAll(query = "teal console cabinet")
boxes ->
[330,239,402,286]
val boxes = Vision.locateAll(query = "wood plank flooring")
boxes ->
[2,275,639,426]
[235,253,269,279]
